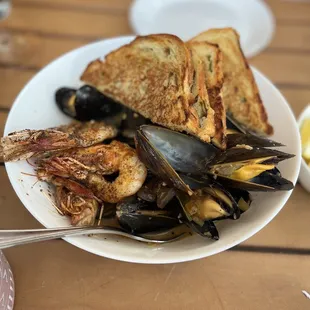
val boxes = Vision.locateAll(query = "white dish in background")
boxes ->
[298,104,310,193]
[129,0,275,58]
[4,36,300,264]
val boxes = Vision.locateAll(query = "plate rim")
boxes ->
[4,36,301,264]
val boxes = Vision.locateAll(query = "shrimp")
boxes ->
[1,121,117,162]
[37,141,147,203]
[55,183,99,226]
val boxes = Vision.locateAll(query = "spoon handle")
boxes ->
[0,226,168,249]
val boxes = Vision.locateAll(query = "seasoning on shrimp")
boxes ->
[0,121,117,162]
[37,141,147,203]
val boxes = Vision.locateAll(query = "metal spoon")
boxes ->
[0,225,186,249]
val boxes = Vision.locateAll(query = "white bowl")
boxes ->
[298,104,310,193]
[4,36,301,264]
[129,0,275,58]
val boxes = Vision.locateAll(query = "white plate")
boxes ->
[129,0,275,58]
[4,36,300,264]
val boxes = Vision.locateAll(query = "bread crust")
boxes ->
[81,34,218,143]
[191,28,273,136]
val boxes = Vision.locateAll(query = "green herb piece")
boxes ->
[207,55,213,73]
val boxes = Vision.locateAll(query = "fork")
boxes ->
[0,225,185,249]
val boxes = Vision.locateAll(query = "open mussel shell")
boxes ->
[227,189,252,212]
[226,113,265,137]
[176,191,219,240]
[210,147,295,167]
[135,129,193,195]
[226,113,284,148]
[227,133,284,149]
[55,85,124,121]
[138,125,220,174]
[137,177,176,209]
[116,198,181,234]
[214,171,294,192]
[176,183,240,240]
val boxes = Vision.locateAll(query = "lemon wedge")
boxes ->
[301,119,310,163]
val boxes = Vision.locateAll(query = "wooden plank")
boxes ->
[14,0,132,11]
[250,53,310,87]
[0,111,8,134]
[243,185,310,249]
[0,68,35,109]
[13,0,310,23]
[267,0,310,22]
[269,24,310,51]
[2,6,132,37]
[0,29,90,68]
[1,24,310,72]
[3,240,310,310]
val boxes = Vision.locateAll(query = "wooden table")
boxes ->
[0,0,309,309]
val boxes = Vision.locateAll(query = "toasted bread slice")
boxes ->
[186,43,216,144]
[191,28,273,136]
[81,34,217,143]
[187,41,226,148]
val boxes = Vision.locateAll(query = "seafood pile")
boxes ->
[0,85,295,241]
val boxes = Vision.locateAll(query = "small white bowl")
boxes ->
[298,104,310,193]
[4,36,301,264]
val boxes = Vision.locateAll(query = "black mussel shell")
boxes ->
[226,113,265,136]
[177,190,219,239]
[75,85,124,121]
[55,85,124,121]
[156,186,176,209]
[116,198,181,234]
[226,113,248,134]
[268,167,282,177]
[210,147,295,167]
[138,125,220,174]
[227,133,284,149]
[214,171,294,192]
[176,183,241,240]
[55,87,76,118]
[227,189,252,212]
[139,224,191,241]
[137,177,176,208]
[179,176,241,219]
[135,129,193,195]
[190,221,219,240]
[120,108,150,138]
[201,184,240,219]
[179,174,212,190]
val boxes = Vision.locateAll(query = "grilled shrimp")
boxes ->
[55,182,99,226]
[37,141,147,203]
[1,121,117,162]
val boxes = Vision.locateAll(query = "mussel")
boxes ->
[226,113,284,148]
[227,189,252,213]
[55,85,150,146]
[135,125,295,193]
[55,85,124,121]
[135,125,220,194]
[176,183,240,240]
[116,197,181,234]
[137,177,176,209]
[208,146,295,191]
